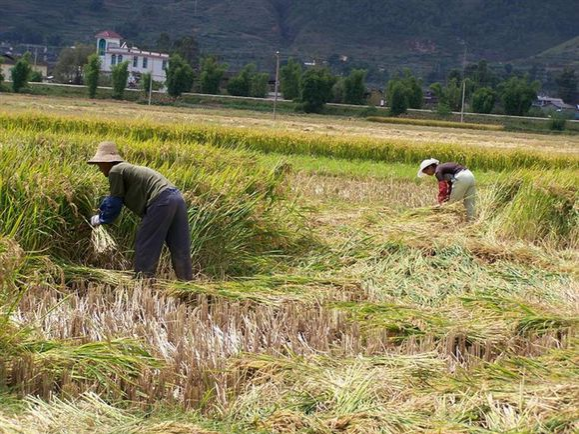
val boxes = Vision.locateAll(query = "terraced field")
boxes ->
[0,96,577,433]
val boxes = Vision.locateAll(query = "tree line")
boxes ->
[387,61,577,117]
[3,41,577,119]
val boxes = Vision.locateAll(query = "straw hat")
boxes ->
[87,141,124,164]
[417,158,439,177]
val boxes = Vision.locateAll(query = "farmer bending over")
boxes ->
[418,158,476,221]
[88,141,193,280]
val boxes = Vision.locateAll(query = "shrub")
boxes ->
[227,64,256,97]
[29,70,43,82]
[199,57,227,95]
[84,54,101,99]
[388,82,409,116]
[472,87,496,114]
[166,54,194,98]
[11,54,32,93]
[299,68,336,113]
[111,61,129,99]
[343,69,367,105]
[548,117,566,131]
[280,58,302,101]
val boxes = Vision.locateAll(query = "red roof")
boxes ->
[95,30,123,39]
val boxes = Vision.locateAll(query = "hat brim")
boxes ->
[87,156,124,164]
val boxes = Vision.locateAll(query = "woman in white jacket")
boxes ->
[418,158,476,221]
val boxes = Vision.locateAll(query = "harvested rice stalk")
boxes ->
[91,225,117,255]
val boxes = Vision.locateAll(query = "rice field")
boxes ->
[0,96,578,434]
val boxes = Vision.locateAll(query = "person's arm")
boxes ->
[91,167,125,226]
[98,196,123,224]
[437,180,451,204]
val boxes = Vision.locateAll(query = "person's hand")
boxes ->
[90,215,101,227]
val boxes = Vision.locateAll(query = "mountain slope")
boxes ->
[526,36,579,69]
[1,0,578,71]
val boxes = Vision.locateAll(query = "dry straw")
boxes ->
[91,225,117,255]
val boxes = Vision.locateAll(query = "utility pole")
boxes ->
[460,42,467,123]
[148,59,154,105]
[273,51,280,120]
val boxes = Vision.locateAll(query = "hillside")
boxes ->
[525,35,579,69]
[1,0,578,73]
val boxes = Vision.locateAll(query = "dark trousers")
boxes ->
[134,188,193,281]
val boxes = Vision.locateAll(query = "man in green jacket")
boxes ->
[88,141,193,280]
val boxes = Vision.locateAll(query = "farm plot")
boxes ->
[0,107,577,434]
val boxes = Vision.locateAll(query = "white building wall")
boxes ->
[97,36,168,82]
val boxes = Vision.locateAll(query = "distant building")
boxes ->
[95,30,169,83]
[367,89,384,106]
[1,57,48,80]
[533,96,575,112]
[423,89,439,107]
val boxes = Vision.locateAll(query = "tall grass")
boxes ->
[1,112,577,172]
[0,128,307,276]
[479,171,579,248]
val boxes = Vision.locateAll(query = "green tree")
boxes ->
[331,78,346,103]
[227,64,256,97]
[250,72,269,98]
[165,54,194,98]
[472,87,496,114]
[499,76,539,116]
[156,33,172,52]
[53,44,95,84]
[386,70,423,111]
[447,69,462,83]
[445,79,463,111]
[11,53,32,93]
[555,68,577,103]
[430,78,462,111]
[111,61,129,99]
[141,72,163,92]
[343,69,367,105]
[84,53,101,99]
[465,60,497,89]
[199,57,227,95]
[299,68,336,113]
[173,35,199,67]
[29,70,42,82]
[280,58,302,100]
[403,70,423,109]
[388,81,409,116]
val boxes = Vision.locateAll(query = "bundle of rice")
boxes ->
[91,225,117,255]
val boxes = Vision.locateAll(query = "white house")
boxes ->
[96,30,169,83]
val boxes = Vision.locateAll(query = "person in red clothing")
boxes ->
[418,158,476,221]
